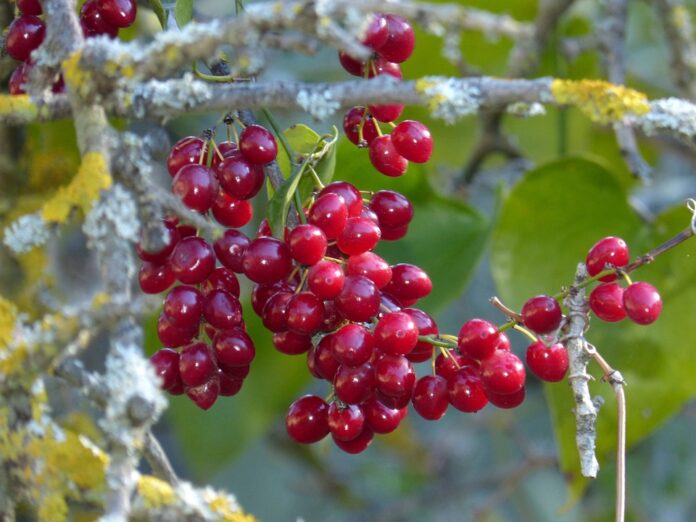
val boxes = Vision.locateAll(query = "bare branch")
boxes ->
[653,0,696,98]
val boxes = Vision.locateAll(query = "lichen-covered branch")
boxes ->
[653,0,696,98]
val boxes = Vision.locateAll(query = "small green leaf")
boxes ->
[147,0,167,28]
[283,124,321,156]
[267,164,305,238]
[297,128,338,205]
[174,0,193,27]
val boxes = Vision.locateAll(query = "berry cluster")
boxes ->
[145,122,279,410]
[338,14,433,177]
[586,236,663,325]
[5,0,137,95]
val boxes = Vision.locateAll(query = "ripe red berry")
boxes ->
[9,63,30,95]
[521,295,562,334]
[335,275,381,322]
[6,15,45,62]
[272,330,312,355]
[586,236,630,281]
[369,190,413,229]
[213,141,238,167]
[186,377,220,410]
[218,374,244,397]
[380,224,409,241]
[262,291,293,332]
[448,367,488,413]
[338,51,365,76]
[150,348,182,391]
[251,280,294,316]
[589,282,626,322]
[163,285,203,328]
[369,135,408,177]
[203,289,243,330]
[332,323,374,367]
[286,292,325,335]
[374,355,416,398]
[170,237,215,284]
[457,319,500,360]
[171,164,216,213]
[213,230,250,273]
[333,427,374,454]
[346,252,392,289]
[486,387,525,409]
[138,261,175,294]
[313,335,340,381]
[96,0,137,28]
[215,154,264,200]
[221,364,250,380]
[201,267,240,298]
[157,312,197,348]
[384,264,432,302]
[288,224,327,265]
[319,181,363,217]
[480,350,525,396]
[308,193,349,240]
[343,107,380,146]
[242,237,293,284]
[179,342,217,387]
[368,103,404,124]
[623,281,662,325]
[434,350,478,381]
[167,136,206,177]
[334,363,375,404]
[363,397,404,434]
[337,217,381,256]
[367,56,403,79]
[213,328,255,367]
[239,124,278,165]
[136,222,179,264]
[374,312,418,355]
[286,395,330,444]
[378,15,415,63]
[391,120,433,163]
[526,341,568,382]
[403,307,438,363]
[412,375,448,420]
[328,403,365,442]
[363,13,389,50]
[18,0,43,16]
[307,261,345,299]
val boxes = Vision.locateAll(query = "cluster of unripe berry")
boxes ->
[338,14,433,177]
[5,0,137,95]
[143,122,279,409]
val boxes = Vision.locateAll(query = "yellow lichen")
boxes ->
[0,94,38,120]
[137,475,176,508]
[550,79,650,124]
[415,78,447,113]
[0,296,16,349]
[672,5,690,31]
[61,52,92,98]
[208,495,257,522]
[41,152,112,223]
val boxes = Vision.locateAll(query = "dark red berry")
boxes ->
[369,135,408,177]
[391,120,433,163]
[448,367,488,413]
[221,363,250,380]
[363,14,389,50]
[378,15,415,63]
[309,193,349,239]
[186,377,220,410]
[333,427,373,454]
[9,63,30,95]
[213,328,255,367]
[434,350,477,381]
[346,252,392,289]
[374,312,418,355]
[589,282,626,322]
[215,154,264,200]
[286,292,325,335]
[586,236,630,281]
[286,395,330,444]
[307,261,344,299]
[203,289,242,330]
[242,237,293,284]
[403,307,438,363]
[163,285,203,328]
[262,291,293,332]
[172,164,216,213]
[334,363,375,404]
[318,181,363,217]
[480,350,526,396]
[157,313,197,347]
[138,261,175,294]
[343,107,380,146]
[150,348,181,391]
[212,141,238,167]
[526,341,568,382]
[179,342,216,387]
[288,224,327,265]
[218,374,244,397]
[80,0,118,37]
[383,263,432,302]
[380,224,409,241]
[486,387,525,409]
[412,375,448,420]
[313,335,340,381]
[170,237,215,284]
[239,124,277,165]
[521,295,562,334]
[214,230,250,273]
[335,275,381,322]
[332,323,374,367]
[272,330,312,355]
[18,0,43,16]
[337,217,381,256]
[375,355,415,398]
[328,403,365,442]
[251,280,293,316]
[6,15,45,61]
[363,397,403,434]
[201,267,240,298]
[369,190,413,229]
[136,222,179,264]
[97,0,137,28]
[167,137,206,177]
[623,281,662,325]
[338,51,364,76]
[457,319,500,360]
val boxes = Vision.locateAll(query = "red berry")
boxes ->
[486,387,525,409]
[80,0,118,37]
[163,285,203,328]
[589,282,626,322]
[369,135,408,177]
[171,164,216,213]
[318,182,363,217]
[170,237,215,284]
[380,224,409,241]
[242,237,293,284]
[272,330,312,355]
[526,341,568,382]
[374,312,418,355]
[383,263,432,302]
[251,280,293,316]
[262,291,293,332]
[363,13,389,50]
[313,335,340,381]
[333,427,373,454]
[335,275,381,322]
[412,375,448,420]
[201,267,240,298]
[239,124,277,165]
[585,236,630,281]
[434,350,477,381]
[337,217,381,256]
[218,374,244,397]
[457,319,500,360]
[221,364,250,380]
[480,350,525,396]
[332,323,374,367]
[9,63,30,95]
[337,51,364,76]
[213,230,250,273]
[363,397,403,433]
[309,193,349,239]
[328,403,365,442]
[521,295,562,334]
[150,348,181,391]
[367,56,403,79]
[18,0,43,15]
[136,221,179,264]
[167,137,206,177]
[156,313,197,347]
[203,289,242,330]
[448,367,488,413]
[369,190,413,229]
[378,15,415,63]
[6,15,45,62]
[286,292,325,335]
[213,328,255,367]
[179,341,216,387]
[368,101,404,124]
[215,154,264,200]
[343,107,379,146]
[391,120,433,163]
[138,261,175,294]
[375,355,415,398]
[286,395,330,444]
[96,0,137,28]
[186,377,220,410]
[346,252,392,289]
[623,281,662,325]
[288,224,327,265]
[334,363,375,404]
[376,390,410,410]
[307,261,345,299]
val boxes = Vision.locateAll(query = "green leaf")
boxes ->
[174,0,193,27]
[266,164,305,238]
[490,156,696,500]
[297,129,338,206]
[283,124,321,156]
[147,0,167,28]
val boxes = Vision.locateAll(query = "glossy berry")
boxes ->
[242,237,293,284]
[343,107,380,146]
[457,318,500,361]
[434,350,477,381]
[319,181,363,217]
[589,282,626,322]
[521,295,562,334]
[288,224,327,265]
[286,395,330,444]
[251,280,294,316]
[218,374,244,397]
[374,312,418,355]
[375,355,416,398]
[334,363,375,404]
[286,292,325,335]
[363,13,389,50]
[338,51,364,76]
[623,281,662,325]
[239,124,278,164]
[167,137,206,177]
[486,387,525,409]
[384,264,432,302]
[308,193,349,239]
[138,261,175,294]
[170,237,215,284]
[201,267,240,298]
[335,275,381,322]
[333,428,374,454]
[526,341,568,382]
[327,403,365,442]
[586,236,630,281]
[80,0,119,37]
[18,0,43,15]
[163,285,203,328]
[203,289,243,330]
[378,15,415,63]
[391,120,433,163]
[369,135,408,177]
[367,56,403,79]
[97,0,137,28]
[136,222,179,264]
[221,364,250,380]
[6,15,45,62]
[307,261,345,299]
[213,230,250,273]
[363,397,403,434]
[150,348,181,391]
[215,154,264,200]
[369,190,413,229]
[337,217,381,256]
[171,164,216,213]
[412,375,448,420]
[480,350,526,396]
[157,313,197,347]
[368,102,404,124]
[179,342,216,387]
[186,377,220,410]
[332,323,374,367]
[213,328,256,367]
[262,291,293,332]
[448,367,488,413]
[380,224,409,241]
[272,330,312,355]
[346,252,392,289]
[403,307,438,363]
[313,335,341,381]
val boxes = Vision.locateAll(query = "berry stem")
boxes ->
[490,296,524,322]
[439,346,461,368]
[417,335,457,349]
[261,107,295,165]
[307,164,325,189]
[512,324,538,343]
